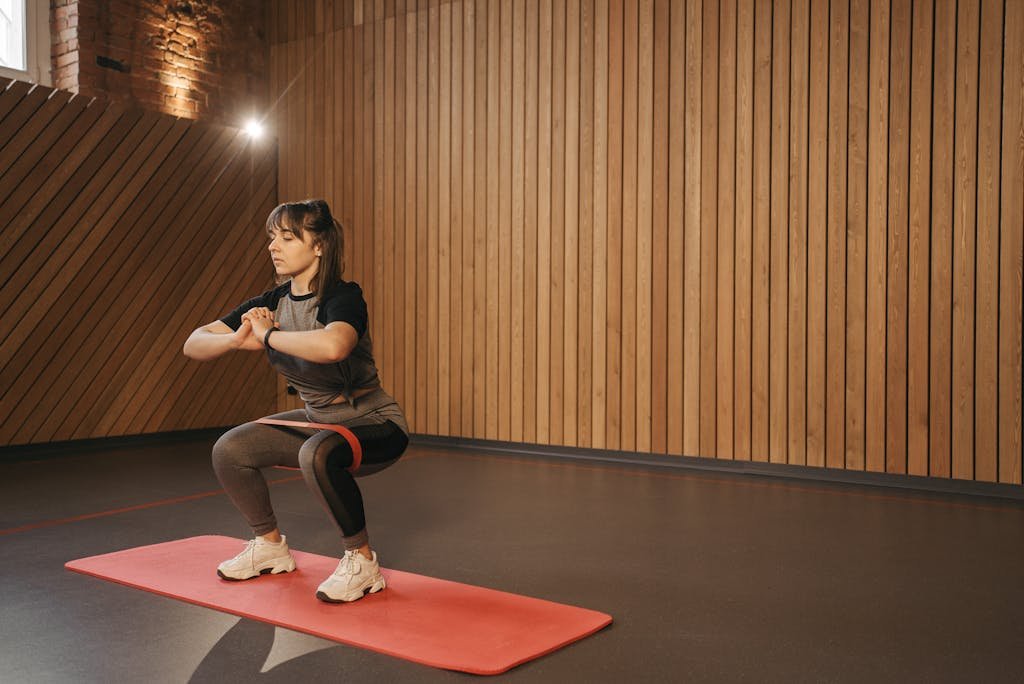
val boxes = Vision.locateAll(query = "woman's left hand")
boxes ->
[242,307,277,341]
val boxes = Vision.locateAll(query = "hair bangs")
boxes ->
[265,203,307,239]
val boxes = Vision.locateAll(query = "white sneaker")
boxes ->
[216,536,297,581]
[315,549,386,603]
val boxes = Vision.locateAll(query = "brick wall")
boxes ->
[50,0,267,125]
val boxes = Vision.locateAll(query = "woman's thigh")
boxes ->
[213,409,316,470]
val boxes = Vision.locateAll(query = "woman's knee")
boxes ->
[298,430,353,474]
[212,425,256,472]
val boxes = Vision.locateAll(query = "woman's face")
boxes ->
[267,225,320,278]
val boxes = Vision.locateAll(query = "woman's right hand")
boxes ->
[232,318,264,350]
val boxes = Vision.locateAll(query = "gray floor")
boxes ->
[2,434,1023,683]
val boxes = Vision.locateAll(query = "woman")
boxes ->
[183,199,408,604]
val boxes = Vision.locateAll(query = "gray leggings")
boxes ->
[212,408,409,550]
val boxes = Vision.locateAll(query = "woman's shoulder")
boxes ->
[321,279,364,301]
[256,281,293,307]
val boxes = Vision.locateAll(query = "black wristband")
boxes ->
[263,327,278,350]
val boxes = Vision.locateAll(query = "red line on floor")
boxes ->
[0,475,305,537]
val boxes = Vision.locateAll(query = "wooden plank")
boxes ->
[393,10,408,412]
[620,0,637,451]
[383,15,396,409]
[497,0,512,441]
[929,0,955,478]
[525,0,540,443]
[578,0,594,448]
[462,0,477,436]
[591,0,608,450]
[364,6,376,404]
[635,0,653,452]
[374,6,387,422]
[751,0,770,462]
[537,0,553,442]
[416,6,429,433]
[325,24,336,266]
[826,0,848,470]
[450,1,464,436]
[715,0,736,460]
[402,11,417,426]
[604,0,622,450]
[550,0,566,443]
[846,0,868,471]
[974,0,1002,483]
[999,0,1023,484]
[314,32,325,198]
[511,0,525,441]
[788,0,808,466]
[650,0,669,454]
[666,0,685,455]
[683,0,702,456]
[427,2,440,435]
[473,0,488,438]
[307,35,317,200]
[805,0,827,467]
[886,0,911,474]
[907,0,932,476]
[734,0,754,461]
[952,0,979,480]
[486,0,500,439]
[769,0,789,464]
[439,1,452,435]
[700,0,719,459]
[563,0,581,446]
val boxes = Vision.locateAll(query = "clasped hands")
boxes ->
[235,307,278,348]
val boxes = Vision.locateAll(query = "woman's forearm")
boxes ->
[183,328,245,360]
[264,329,349,364]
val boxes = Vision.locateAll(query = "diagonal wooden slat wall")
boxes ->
[0,77,279,447]
[267,0,1023,486]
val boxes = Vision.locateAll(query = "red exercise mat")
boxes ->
[65,535,612,675]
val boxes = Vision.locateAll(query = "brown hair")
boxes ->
[265,199,346,298]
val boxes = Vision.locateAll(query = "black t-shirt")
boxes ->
[220,280,368,338]
[219,280,379,407]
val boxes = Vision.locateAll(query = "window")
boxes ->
[0,0,51,85]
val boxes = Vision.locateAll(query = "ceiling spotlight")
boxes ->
[245,119,264,138]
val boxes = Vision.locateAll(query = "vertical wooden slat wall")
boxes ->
[0,78,279,447]
[268,0,1024,486]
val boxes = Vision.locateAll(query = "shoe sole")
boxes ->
[315,577,386,603]
[217,560,297,581]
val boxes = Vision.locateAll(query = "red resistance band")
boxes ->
[255,418,363,473]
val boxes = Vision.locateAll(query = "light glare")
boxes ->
[245,119,264,138]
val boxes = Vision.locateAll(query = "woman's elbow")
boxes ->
[182,330,207,360]
[327,340,355,363]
